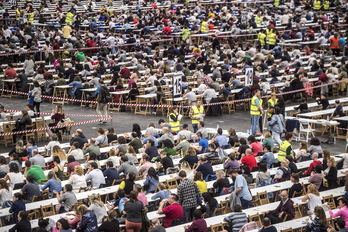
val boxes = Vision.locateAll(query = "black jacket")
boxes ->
[16,115,32,131]
[70,133,88,149]
[9,219,31,232]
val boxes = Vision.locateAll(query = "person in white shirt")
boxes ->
[260,78,270,96]
[68,166,87,193]
[85,162,105,189]
[202,85,217,104]
[197,79,206,93]
[68,141,84,160]
[45,134,61,156]
[183,87,197,105]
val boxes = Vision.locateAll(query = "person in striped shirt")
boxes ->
[223,205,248,232]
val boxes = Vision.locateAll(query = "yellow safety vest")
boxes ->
[278,140,292,162]
[250,96,261,115]
[323,0,329,9]
[265,28,273,35]
[65,12,74,24]
[28,12,34,23]
[267,98,278,116]
[274,0,280,6]
[16,10,21,20]
[267,33,277,45]
[313,0,321,10]
[191,105,204,124]
[258,33,267,46]
[255,16,262,25]
[169,113,180,132]
[201,21,209,33]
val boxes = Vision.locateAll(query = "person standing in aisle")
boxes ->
[189,100,204,133]
[250,89,264,135]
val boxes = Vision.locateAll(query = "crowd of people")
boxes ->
[1,0,348,231]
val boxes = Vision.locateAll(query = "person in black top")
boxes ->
[293,98,309,115]
[316,94,329,110]
[288,173,303,198]
[260,217,277,232]
[98,209,120,232]
[156,151,174,175]
[212,170,230,196]
[195,155,214,180]
[237,138,249,159]
[96,80,110,124]
[331,99,345,119]
[13,109,32,143]
[106,127,117,143]
[287,155,298,174]
[144,139,158,161]
[127,82,140,101]
[9,210,31,232]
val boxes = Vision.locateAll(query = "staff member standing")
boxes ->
[250,89,264,135]
[168,107,181,134]
[278,134,293,162]
[189,100,204,133]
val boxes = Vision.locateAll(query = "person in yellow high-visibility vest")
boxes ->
[168,107,181,134]
[15,7,22,25]
[200,17,209,33]
[28,11,34,24]
[323,0,330,10]
[267,92,278,117]
[255,12,262,26]
[250,89,264,135]
[65,11,74,24]
[313,0,321,10]
[267,32,277,49]
[189,100,204,133]
[278,133,293,162]
[274,0,280,6]
[258,29,267,47]
[265,26,274,35]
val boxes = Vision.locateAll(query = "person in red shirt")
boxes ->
[119,65,131,78]
[162,24,172,35]
[240,148,258,172]
[303,152,322,176]
[158,193,184,228]
[4,63,17,79]
[248,135,263,157]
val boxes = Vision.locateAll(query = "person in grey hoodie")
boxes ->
[118,155,138,176]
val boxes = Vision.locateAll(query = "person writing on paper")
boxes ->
[306,206,328,232]
[263,190,294,224]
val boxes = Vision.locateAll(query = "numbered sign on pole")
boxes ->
[245,67,254,86]
[173,75,182,95]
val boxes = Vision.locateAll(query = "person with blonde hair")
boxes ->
[76,204,98,232]
[125,145,138,164]
[52,145,67,165]
[179,147,198,168]
[98,209,120,232]
[89,193,107,223]
[262,132,274,151]
[273,159,290,183]
[68,165,87,192]
[301,184,322,215]
[108,148,121,167]
[178,161,194,179]
[323,157,339,189]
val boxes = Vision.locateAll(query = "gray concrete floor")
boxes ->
[0,96,346,155]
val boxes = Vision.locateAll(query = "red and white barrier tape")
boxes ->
[1,79,346,108]
[0,115,112,137]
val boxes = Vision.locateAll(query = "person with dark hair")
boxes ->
[119,155,138,176]
[13,110,32,143]
[156,151,174,175]
[211,128,228,148]
[327,198,348,227]
[56,218,72,232]
[184,209,208,232]
[9,193,25,223]
[247,135,262,157]
[83,138,101,157]
[138,155,153,179]
[278,134,293,162]
[202,192,219,217]
[228,170,252,209]
[331,219,347,232]
[258,145,276,169]
[85,162,105,189]
[268,106,285,146]
[177,170,200,222]
[195,155,214,179]
[67,155,80,174]
[157,193,184,228]
[106,127,118,144]
[316,94,329,110]
[55,184,77,213]
[143,138,159,161]
[162,139,176,157]
[237,138,249,158]
[9,210,31,232]
[67,141,84,160]
[20,175,41,202]
[259,217,277,232]
[308,165,323,189]
[70,129,88,149]
[128,132,143,153]
[31,81,42,117]
[143,167,159,194]
[123,190,144,232]
[103,161,120,186]
[288,173,303,198]
[223,205,248,232]
[308,137,323,155]
[119,172,136,195]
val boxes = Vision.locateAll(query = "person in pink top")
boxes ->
[137,155,153,179]
[328,198,348,228]
[248,135,262,157]
[134,184,148,206]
